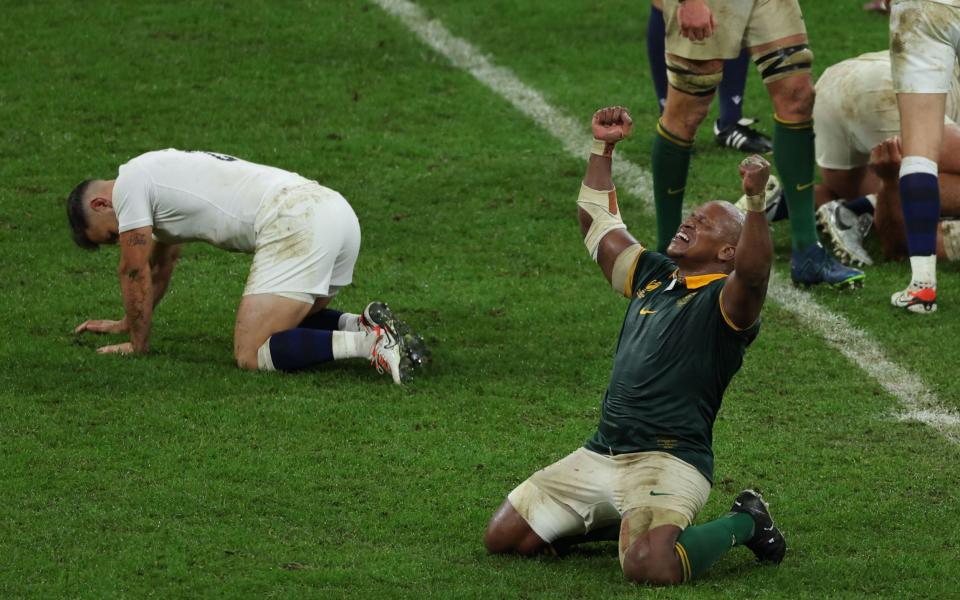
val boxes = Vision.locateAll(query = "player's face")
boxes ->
[84,213,120,245]
[666,202,736,263]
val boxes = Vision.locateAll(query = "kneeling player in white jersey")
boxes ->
[66,149,428,383]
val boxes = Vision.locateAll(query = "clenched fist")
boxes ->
[592,106,633,145]
[739,154,771,198]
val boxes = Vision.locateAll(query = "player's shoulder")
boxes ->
[633,251,677,285]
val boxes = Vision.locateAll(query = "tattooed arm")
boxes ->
[113,226,155,354]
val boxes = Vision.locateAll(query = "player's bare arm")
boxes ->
[676,0,715,42]
[105,226,155,354]
[721,156,774,329]
[74,241,181,337]
[578,106,644,293]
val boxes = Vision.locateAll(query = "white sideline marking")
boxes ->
[372,0,960,443]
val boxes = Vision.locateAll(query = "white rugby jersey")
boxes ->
[113,149,312,252]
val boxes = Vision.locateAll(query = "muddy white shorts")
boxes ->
[243,182,361,304]
[890,0,960,94]
[507,448,710,544]
[663,0,807,61]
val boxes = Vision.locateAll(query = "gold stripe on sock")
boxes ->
[773,114,813,130]
[675,543,692,582]
[657,120,694,148]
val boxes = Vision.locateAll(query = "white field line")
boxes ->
[372,0,960,442]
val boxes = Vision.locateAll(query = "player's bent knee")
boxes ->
[623,549,682,586]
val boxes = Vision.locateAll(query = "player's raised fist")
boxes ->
[739,154,770,198]
[591,106,633,145]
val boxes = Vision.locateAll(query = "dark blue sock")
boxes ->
[717,48,749,130]
[299,309,343,330]
[268,328,334,372]
[647,7,668,114]
[845,195,875,216]
[900,172,940,256]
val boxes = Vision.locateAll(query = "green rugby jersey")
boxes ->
[584,251,759,483]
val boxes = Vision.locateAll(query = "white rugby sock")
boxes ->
[337,312,362,332]
[909,255,937,288]
[331,331,377,359]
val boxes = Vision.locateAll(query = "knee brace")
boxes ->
[578,183,626,261]
[754,44,814,84]
[665,55,723,96]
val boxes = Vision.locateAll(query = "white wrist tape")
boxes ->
[743,193,766,213]
[591,139,613,157]
[578,183,626,261]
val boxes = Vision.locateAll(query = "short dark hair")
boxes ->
[66,180,99,250]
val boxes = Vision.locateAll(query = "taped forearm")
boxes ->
[578,183,626,261]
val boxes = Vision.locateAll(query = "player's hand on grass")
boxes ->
[592,106,633,145]
[96,342,136,355]
[677,0,716,41]
[75,318,129,335]
[869,136,902,180]
[739,154,771,197]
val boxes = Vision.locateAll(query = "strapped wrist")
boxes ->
[743,193,766,213]
[591,139,615,157]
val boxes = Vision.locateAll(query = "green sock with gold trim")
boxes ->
[652,120,693,252]
[674,512,754,581]
[773,115,818,251]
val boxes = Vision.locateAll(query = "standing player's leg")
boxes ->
[753,34,864,286]
[894,93,946,311]
[647,0,669,114]
[714,49,774,154]
[654,59,721,251]
[889,0,960,312]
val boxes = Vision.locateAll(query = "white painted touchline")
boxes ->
[371,0,960,442]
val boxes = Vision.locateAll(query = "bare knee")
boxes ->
[621,532,683,586]
[234,344,262,371]
[484,500,546,556]
[772,77,815,121]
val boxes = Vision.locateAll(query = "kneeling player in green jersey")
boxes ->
[484,107,784,585]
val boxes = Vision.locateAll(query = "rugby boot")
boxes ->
[369,329,412,385]
[735,174,787,223]
[816,200,874,266]
[730,489,786,564]
[791,242,865,288]
[361,301,431,369]
[714,118,774,154]
[891,282,937,313]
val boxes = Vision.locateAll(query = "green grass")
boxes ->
[1,1,959,597]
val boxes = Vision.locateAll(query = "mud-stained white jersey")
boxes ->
[113,149,312,253]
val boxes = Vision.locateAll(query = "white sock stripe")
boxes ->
[900,155,939,178]
[256,339,276,371]
[374,0,960,443]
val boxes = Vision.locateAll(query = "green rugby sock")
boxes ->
[674,512,754,581]
[652,120,693,252]
[773,115,818,251]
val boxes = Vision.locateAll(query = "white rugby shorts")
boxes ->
[507,448,710,546]
[890,0,960,94]
[243,182,361,304]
